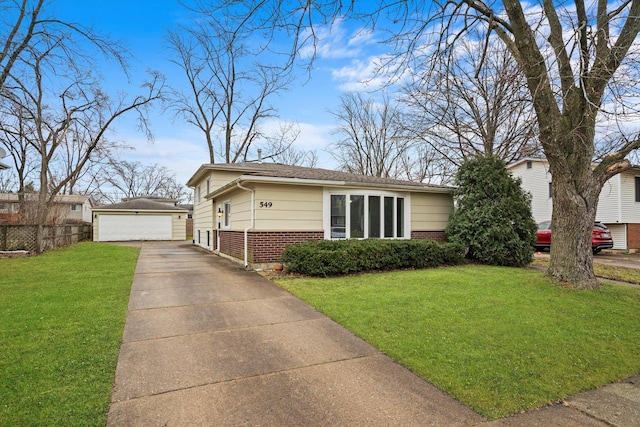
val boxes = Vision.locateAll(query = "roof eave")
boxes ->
[205,175,452,200]
[92,208,189,213]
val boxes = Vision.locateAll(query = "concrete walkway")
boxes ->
[107,242,638,426]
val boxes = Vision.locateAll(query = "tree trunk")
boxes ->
[546,153,602,290]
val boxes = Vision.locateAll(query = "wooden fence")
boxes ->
[0,224,92,252]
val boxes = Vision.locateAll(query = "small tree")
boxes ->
[446,155,536,267]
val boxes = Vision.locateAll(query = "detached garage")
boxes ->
[92,198,188,242]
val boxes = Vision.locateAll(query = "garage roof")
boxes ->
[93,198,189,212]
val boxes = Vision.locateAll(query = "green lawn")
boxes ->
[0,242,139,427]
[532,256,640,285]
[275,265,640,419]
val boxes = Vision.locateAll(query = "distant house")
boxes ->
[507,158,640,251]
[186,162,454,269]
[0,193,95,224]
[92,197,188,242]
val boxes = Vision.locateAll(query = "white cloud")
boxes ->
[299,18,377,61]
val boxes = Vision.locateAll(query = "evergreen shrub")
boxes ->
[446,155,537,267]
[280,239,466,276]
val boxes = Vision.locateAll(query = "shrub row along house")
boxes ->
[508,157,640,251]
[187,162,453,269]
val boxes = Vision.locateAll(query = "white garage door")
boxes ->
[99,214,172,241]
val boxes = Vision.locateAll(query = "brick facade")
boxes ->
[219,230,245,261]
[627,223,640,251]
[411,230,447,241]
[217,229,447,266]
[248,231,325,263]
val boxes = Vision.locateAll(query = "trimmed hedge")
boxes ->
[280,239,466,276]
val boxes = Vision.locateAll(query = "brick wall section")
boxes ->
[411,230,447,241]
[249,231,325,263]
[218,230,448,264]
[627,223,640,250]
[220,230,245,261]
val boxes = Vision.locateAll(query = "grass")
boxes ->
[0,242,139,427]
[532,256,640,285]
[275,265,640,419]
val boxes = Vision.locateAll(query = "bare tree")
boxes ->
[0,99,38,196]
[329,91,414,178]
[216,0,640,289]
[48,121,125,196]
[91,159,190,204]
[0,169,15,192]
[402,39,539,167]
[1,5,164,251]
[167,5,297,164]
[0,0,126,95]
[398,0,640,289]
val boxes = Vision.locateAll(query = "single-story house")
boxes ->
[0,192,95,224]
[92,197,188,242]
[186,162,454,269]
[507,157,640,251]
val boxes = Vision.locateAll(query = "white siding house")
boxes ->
[508,158,640,251]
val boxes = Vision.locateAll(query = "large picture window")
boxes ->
[328,191,406,239]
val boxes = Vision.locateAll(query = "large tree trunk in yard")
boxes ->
[548,182,601,289]
[545,138,603,290]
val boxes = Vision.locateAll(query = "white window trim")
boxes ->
[322,188,411,240]
[223,200,231,229]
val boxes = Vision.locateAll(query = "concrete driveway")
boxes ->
[107,242,631,426]
[106,242,485,426]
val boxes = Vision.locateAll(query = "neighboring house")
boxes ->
[92,197,188,242]
[0,192,95,224]
[187,162,454,269]
[508,158,640,251]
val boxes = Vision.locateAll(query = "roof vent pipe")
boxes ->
[257,149,262,164]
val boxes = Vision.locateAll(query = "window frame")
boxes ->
[323,189,409,240]
[223,201,231,228]
[635,176,640,203]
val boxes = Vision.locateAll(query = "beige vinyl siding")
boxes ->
[254,184,323,230]
[216,188,252,230]
[509,161,553,223]
[193,193,213,246]
[171,213,187,241]
[411,192,453,230]
[205,170,245,193]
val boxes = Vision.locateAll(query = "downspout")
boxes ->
[236,182,255,268]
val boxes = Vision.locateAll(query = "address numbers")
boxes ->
[259,201,273,208]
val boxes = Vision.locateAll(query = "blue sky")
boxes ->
[53,0,389,186]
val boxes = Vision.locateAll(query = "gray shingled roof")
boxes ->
[198,162,450,189]
[93,198,188,211]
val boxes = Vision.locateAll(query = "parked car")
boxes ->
[535,221,614,254]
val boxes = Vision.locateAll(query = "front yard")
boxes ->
[0,243,139,426]
[276,265,640,419]
[2,243,639,423]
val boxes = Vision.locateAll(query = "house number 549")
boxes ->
[259,202,273,208]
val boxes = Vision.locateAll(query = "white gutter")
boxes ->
[236,182,255,268]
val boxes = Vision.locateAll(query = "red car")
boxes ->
[535,221,614,254]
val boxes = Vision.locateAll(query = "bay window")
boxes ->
[327,190,407,239]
